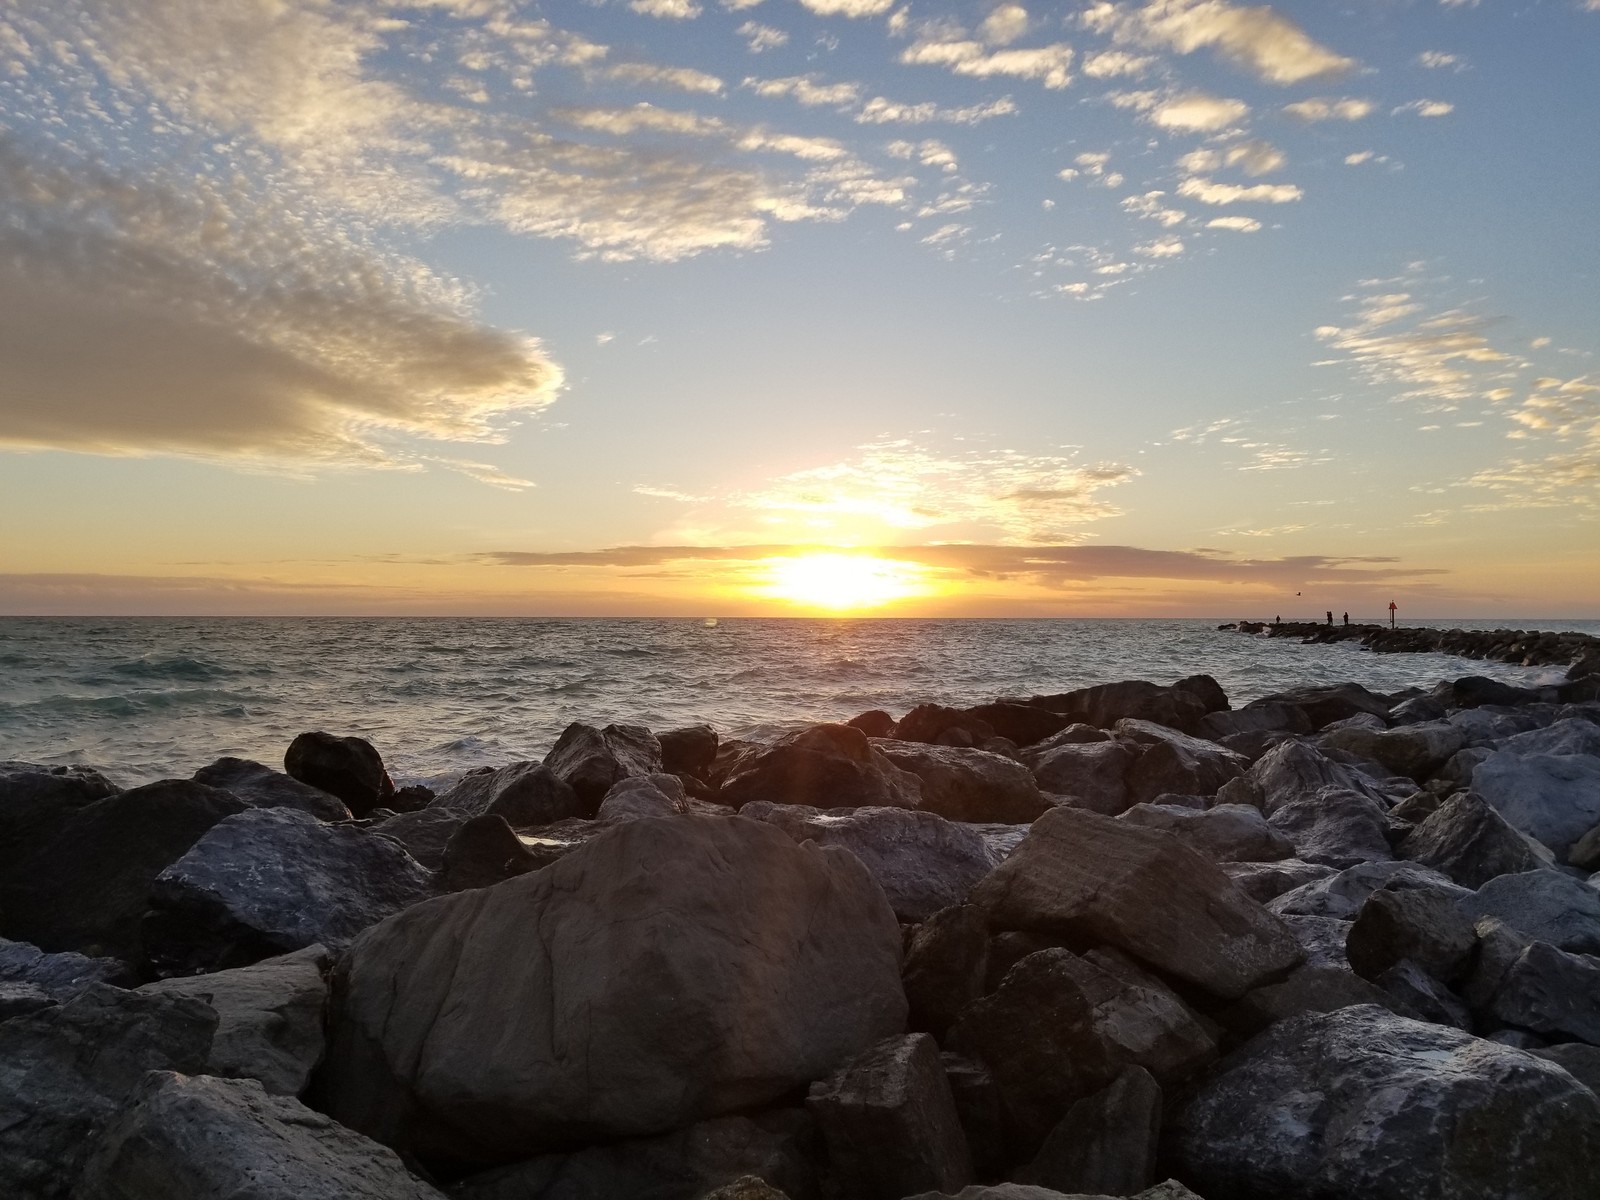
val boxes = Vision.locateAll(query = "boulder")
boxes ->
[1319,721,1467,782]
[1020,741,1132,816]
[1488,941,1600,1046]
[1114,720,1248,805]
[717,725,922,812]
[1448,705,1547,746]
[1247,682,1392,730]
[846,710,897,739]
[0,762,121,855]
[74,1072,447,1200]
[1460,870,1600,955]
[595,773,690,822]
[807,1033,973,1200]
[903,905,990,1039]
[1222,963,1408,1036]
[964,703,1071,747]
[1013,1066,1160,1197]
[1532,1042,1600,1095]
[1118,803,1294,863]
[740,802,999,923]
[972,806,1302,998]
[192,757,350,821]
[872,741,1049,823]
[894,704,996,747]
[1471,750,1600,856]
[1569,822,1600,871]
[1444,675,1545,709]
[1374,959,1473,1030]
[658,724,720,778]
[1219,858,1336,904]
[1249,738,1391,815]
[1175,1004,1600,1200]
[948,947,1213,1156]
[906,1185,1201,1200]
[0,779,247,962]
[0,936,134,1000]
[1398,789,1547,888]
[0,983,216,1199]
[1345,886,1478,983]
[430,761,584,826]
[368,806,465,871]
[434,814,545,893]
[324,816,907,1166]
[542,722,663,808]
[145,807,433,973]
[1499,717,1600,757]
[1267,861,1469,920]
[283,732,392,817]
[1280,913,1358,969]
[1264,785,1393,869]
[700,1178,792,1200]
[1199,702,1313,741]
[451,1110,817,1200]
[1461,917,1536,1012]
[1028,680,1207,734]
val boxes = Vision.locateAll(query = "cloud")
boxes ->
[1394,99,1455,118]
[1208,215,1262,231]
[601,62,725,93]
[743,74,863,106]
[980,4,1031,45]
[1282,97,1375,121]
[1113,89,1249,131]
[1417,51,1464,70]
[1122,191,1187,226]
[1177,138,1285,176]
[1177,176,1302,204]
[900,38,1075,88]
[1083,0,1353,85]
[1137,235,1186,257]
[737,20,789,50]
[796,0,896,15]
[630,0,703,17]
[856,96,1019,124]
[1081,49,1157,77]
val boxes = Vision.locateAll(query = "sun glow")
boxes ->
[759,553,930,611]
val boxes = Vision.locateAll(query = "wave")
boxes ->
[108,655,233,682]
[0,688,261,722]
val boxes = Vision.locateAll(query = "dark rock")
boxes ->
[1118,803,1293,863]
[1265,785,1393,869]
[1346,885,1477,983]
[368,806,464,871]
[1175,673,1229,714]
[1028,680,1208,734]
[145,807,433,973]
[1499,717,1600,758]
[1249,738,1392,814]
[1319,721,1467,782]
[283,732,393,818]
[1020,740,1132,815]
[1117,720,1248,806]
[1199,702,1313,741]
[846,710,897,738]
[701,1178,791,1200]
[1488,941,1600,1045]
[0,936,135,999]
[1028,723,1113,749]
[1175,1004,1600,1200]
[1461,917,1535,1012]
[1012,1066,1160,1197]
[1280,913,1358,969]
[1247,682,1392,730]
[973,806,1303,998]
[0,983,216,1199]
[1569,821,1600,871]
[717,725,922,812]
[1445,675,1544,709]
[0,980,55,1019]
[324,816,906,1166]
[1471,750,1600,856]
[1461,870,1600,955]
[1390,694,1450,724]
[0,762,121,848]
[1447,704,1547,746]
[1532,1042,1600,1095]
[808,1033,973,1200]
[0,778,246,961]
[1222,963,1409,1037]
[873,740,1048,823]
[1216,728,1301,762]
[894,704,996,747]
[903,904,990,1039]
[139,944,330,1096]
[1374,959,1473,1030]
[431,760,584,826]
[192,757,350,821]
[1268,860,1469,920]
[1219,858,1336,904]
[740,801,1000,922]
[658,723,720,778]
[452,1110,817,1200]
[940,1054,1007,1182]
[964,703,1071,747]
[435,814,543,893]
[387,784,434,813]
[543,722,663,808]
[74,1071,446,1200]
[596,773,690,821]
[1398,789,1546,888]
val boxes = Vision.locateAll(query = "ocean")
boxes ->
[2,616,1595,790]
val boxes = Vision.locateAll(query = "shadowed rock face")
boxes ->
[192,757,350,821]
[872,740,1048,824]
[284,732,393,818]
[718,725,923,812]
[324,815,908,1168]
[542,723,663,808]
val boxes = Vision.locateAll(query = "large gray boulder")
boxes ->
[1319,721,1466,782]
[0,936,133,1000]
[1027,679,1210,734]
[740,802,1001,922]
[283,732,393,818]
[1265,785,1394,869]
[0,983,216,1199]
[324,816,907,1166]
[145,807,433,973]
[542,722,663,808]
[873,741,1049,823]
[1345,886,1477,984]
[717,725,923,812]
[972,807,1302,998]
[1246,682,1392,730]
[139,945,330,1096]
[1461,870,1600,955]
[74,1072,447,1200]
[1219,858,1336,904]
[1248,738,1392,814]
[1498,718,1600,758]
[1118,803,1294,863]
[1114,720,1247,805]
[903,905,990,1040]
[1013,1066,1161,1197]
[1471,751,1600,856]
[1399,789,1548,888]
[192,757,350,821]
[1175,1004,1600,1200]
[1020,740,1133,815]
[595,773,690,821]
[1487,941,1600,1045]
[1268,860,1469,920]
[430,760,584,826]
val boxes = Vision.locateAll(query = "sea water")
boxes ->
[1,617,1594,789]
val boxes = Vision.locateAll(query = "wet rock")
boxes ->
[0,936,134,1000]
[1267,860,1469,920]
[1175,1004,1600,1200]
[873,740,1048,823]
[740,802,1000,923]
[717,725,922,812]
[973,806,1302,998]
[1220,858,1336,904]
[1398,789,1547,888]
[1118,803,1294,863]
[1028,680,1208,734]
[1265,785,1393,869]
[75,1071,446,1200]
[542,722,663,808]
[1488,941,1600,1045]
[846,710,897,739]
[1247,682,1392,730]
[1471,750,1600,856]
[283,732,392,818]
[1012,1066,1160,1197]
[0,983,216,1199]
[1444,675,1545,709]
[435,814,543,893]
[1020,740,1132,816]
[145,807,433,973]
[903,904,990,1039]
[1346,885,1478,984]
[808,1033,973,1200]
[596,773,690,821]
[1280,913,1357,969]
[0,778,246,962]
[658,723,720,779]
[1461,870,1600,955]
[452,1111,818,1200]
[894,704,996,747]
[964,703,1071,747]
[430,760,584,826]
[192,757,350,821]
[324,816,906,1166]
[1390,694,1449,725]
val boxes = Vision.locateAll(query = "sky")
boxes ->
[0,0,1596,618]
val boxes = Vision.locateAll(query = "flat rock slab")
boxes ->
[74,1072,447,1200]
[971,806,1303,999]
[324,815,907,1167]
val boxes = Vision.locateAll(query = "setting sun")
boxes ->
[759,553,930,611]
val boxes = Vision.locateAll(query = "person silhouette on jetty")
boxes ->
[1343,612,1349,626]
[1326,611,1334,626]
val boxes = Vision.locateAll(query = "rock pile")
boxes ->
[4,663,1600,1198]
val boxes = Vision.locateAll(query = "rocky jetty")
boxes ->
[4,661,1600,1198]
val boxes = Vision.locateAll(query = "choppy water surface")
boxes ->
[1,617,1594,788]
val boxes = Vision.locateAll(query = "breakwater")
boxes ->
[1226,620,1600,679]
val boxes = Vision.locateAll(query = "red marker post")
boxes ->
[1388,601,1397,628]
